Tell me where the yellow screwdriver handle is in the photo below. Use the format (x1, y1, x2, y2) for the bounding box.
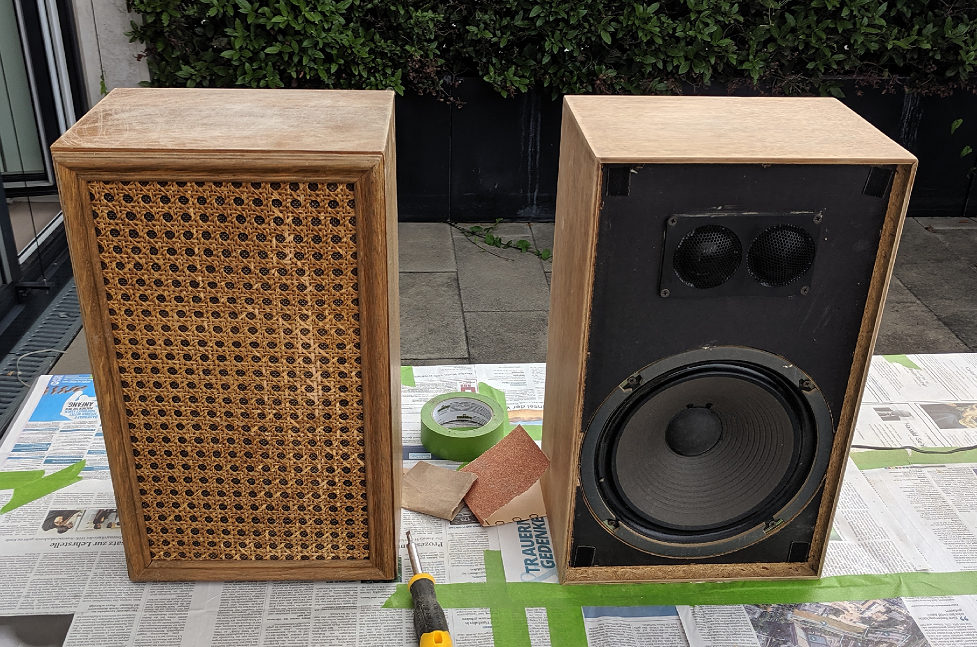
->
(409, 573, 452, 647)
(419, 630, 452, 647)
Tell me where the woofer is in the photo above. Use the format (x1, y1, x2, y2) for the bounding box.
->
(580, 347, 833, 559)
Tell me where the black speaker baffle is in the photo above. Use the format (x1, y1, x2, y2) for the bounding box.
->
(579, 347, 833, 559)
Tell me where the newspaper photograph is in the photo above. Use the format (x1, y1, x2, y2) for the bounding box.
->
(744, 600, 930, 647)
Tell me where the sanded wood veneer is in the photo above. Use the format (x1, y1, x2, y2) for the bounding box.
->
(541, 96, 916, 584)
(52, 88, 400, 581)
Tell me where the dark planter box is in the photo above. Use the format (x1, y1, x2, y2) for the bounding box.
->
(395, 79, 561, 222)
(395, 77, 977, 222)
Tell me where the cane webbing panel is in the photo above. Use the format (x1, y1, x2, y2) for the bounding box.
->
(88, 179, 370, 562)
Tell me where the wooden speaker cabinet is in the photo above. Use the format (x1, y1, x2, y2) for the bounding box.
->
(52, 89, 400, 581)
(541, 96, 916, 584)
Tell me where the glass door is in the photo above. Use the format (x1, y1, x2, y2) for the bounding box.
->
(0, 0, 84, 357)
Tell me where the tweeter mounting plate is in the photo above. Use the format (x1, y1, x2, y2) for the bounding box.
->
(659, 212, 822, 298)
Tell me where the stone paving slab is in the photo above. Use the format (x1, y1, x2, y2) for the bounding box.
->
(529, 222, 555, 258)
(51, 329, 91, 374)
(451, 223, 551, 312)
(399, 272, 468, 360)
(530, 222, 555, 282)
(465, 310, 549, 364)
(895, 260, 977, 304)
(915, 299, 977, 350)
(875, 300, 970, 355)
(920, 228, 977, 270)
(895, 218, 954, 260)
(915, 217, 977, 230)
(398, 222, 456, 272)
(884, 276, 917, 304)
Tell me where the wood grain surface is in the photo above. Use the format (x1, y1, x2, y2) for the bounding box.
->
(565, 96, 917, 164)
(540, 99, 603, 584)
(52, 88, 393, 155)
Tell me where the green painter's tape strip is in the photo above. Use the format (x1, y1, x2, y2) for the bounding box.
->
(400, 366, 415, 388)
(0, 470, 46, 488)
(420, 392, 506, 462)
(384, 550, 977, 647)
(521, 424, 543, 441)
(477, 382, 511, 436)
(850, 447, 977, 470)
(882, 354, 922, 370)
(0, 461, 86, 513)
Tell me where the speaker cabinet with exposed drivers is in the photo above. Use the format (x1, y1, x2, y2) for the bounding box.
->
(52, 89, 400, 581)
(541, 96, 916, 584)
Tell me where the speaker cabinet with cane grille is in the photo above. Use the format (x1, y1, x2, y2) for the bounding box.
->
(542, 96, 916, 583)
(51, 89, 400, 581)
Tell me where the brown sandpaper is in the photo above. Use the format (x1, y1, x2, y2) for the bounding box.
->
(401, 460, 478, 521)
(460, 425, 550, 524)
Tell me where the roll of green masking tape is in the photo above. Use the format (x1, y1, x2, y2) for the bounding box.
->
(420, 392, 506, 462)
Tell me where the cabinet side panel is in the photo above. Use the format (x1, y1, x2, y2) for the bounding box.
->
(357, 153, 399, 579)
(540, 102, 602, 581)
(809, 162, 917, 574)
(383, 106, 402, 567)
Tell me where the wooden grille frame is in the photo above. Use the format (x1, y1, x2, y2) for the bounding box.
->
(52, 89, 400, 581)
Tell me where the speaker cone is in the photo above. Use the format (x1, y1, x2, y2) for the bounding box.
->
(747, 224, 816, 287)
(580, 348, 832, 558)
(672, 225, 742, 289)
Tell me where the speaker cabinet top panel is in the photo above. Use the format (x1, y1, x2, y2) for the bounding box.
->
(564, 96, 916, 165)
(53, 88, 393, 157)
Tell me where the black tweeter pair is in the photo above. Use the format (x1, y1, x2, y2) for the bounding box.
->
(661, 213, 821, 298)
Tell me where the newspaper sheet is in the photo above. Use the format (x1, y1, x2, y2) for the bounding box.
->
(855, 354, 977, 447)
(583, 606, 688, 647)
(3, 357, 977, 647)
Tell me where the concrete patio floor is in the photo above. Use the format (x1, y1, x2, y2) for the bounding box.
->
(52, 216, 977, 375)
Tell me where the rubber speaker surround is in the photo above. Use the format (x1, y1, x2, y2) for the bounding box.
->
(747, 224, 816, 287)
(672, 225, 742, 289)
(580, 347, 833, 559)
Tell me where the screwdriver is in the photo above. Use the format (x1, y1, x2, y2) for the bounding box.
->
(406, 530, 452, 647)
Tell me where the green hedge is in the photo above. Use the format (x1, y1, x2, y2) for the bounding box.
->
(128, 0, 977, 97)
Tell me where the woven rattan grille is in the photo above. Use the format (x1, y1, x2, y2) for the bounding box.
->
(88, 180, 369, 562)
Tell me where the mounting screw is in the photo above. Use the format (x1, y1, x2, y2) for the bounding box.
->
(799, 379, 814, 392)
(813, 214, 823, 223)
(800, 286, 810, 295)
(668, 217, 678, 226)
(623, 375, 643, 391)
(763, 518, 785, 533)
(605, 518, 620, 529)
(660, 288, 670, 298)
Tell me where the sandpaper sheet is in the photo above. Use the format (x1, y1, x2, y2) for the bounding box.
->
(401, 460, 478, 521)
(460, 425, 549, 525)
